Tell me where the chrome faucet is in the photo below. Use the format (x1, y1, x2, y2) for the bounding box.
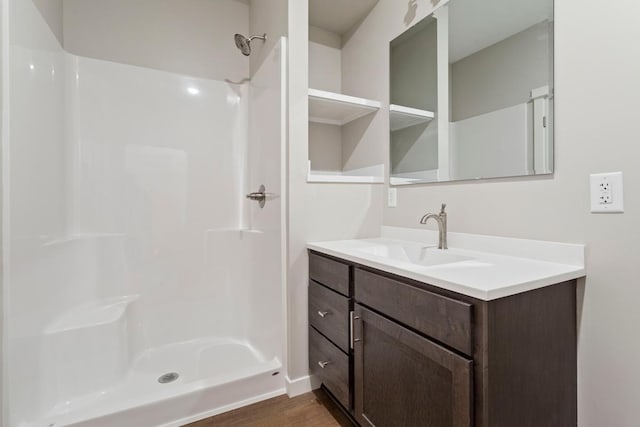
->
(419, 204, 448, 250)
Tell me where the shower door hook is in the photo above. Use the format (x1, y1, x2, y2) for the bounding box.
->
(246, 184, 272, 208)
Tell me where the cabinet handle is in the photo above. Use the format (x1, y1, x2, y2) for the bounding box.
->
(317, 310, 330, 318)
(350, 312, 361, 349)
(318, 361, 331, 368)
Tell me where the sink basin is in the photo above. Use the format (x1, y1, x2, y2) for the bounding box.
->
(354, 241, 472, 267)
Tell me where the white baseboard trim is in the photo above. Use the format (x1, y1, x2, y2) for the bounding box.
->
(285, 374, 320, 397)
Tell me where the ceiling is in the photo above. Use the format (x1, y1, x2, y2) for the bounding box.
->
(449, 0, 553, 62)
(309, 0, 379, 35)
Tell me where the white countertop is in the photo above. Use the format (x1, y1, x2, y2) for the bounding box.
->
(308, 227, 586, 301)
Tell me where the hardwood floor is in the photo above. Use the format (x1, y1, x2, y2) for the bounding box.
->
(186, 389, 353, 426)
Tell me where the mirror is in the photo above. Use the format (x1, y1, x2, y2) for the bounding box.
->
(390, 0, 554, 185)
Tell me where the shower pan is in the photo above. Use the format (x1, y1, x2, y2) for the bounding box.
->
(1, 1, 287, 426)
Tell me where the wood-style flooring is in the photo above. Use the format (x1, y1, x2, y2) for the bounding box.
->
(186, 389, 353, 427)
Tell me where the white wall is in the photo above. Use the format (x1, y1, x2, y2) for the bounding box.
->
(249, 0, 287, 76)
(309, 122, 342, 171)
(309, 26, 341, 49)
(31, 0, 62, 46)
(0, 1, 5, 423)
(309, 26, 341, 93)
(63, 0, 250, 81)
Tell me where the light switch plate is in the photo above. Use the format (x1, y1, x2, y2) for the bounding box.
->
(590, 172, 624, 213)
(387, 188, 397, 208)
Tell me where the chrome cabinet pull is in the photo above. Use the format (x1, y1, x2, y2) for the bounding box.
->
(317, 310, 330, 318)
(318, 361, 331, 368)
(350, 312, 361, 349)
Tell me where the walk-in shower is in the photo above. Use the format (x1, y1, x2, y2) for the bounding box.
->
(2, 1, 287, 426)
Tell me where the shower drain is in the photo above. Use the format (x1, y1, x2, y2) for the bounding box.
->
(158, 372, 179, 384)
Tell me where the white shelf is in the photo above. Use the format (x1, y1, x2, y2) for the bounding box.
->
(390, 104, 435, 131)
(390, 169, 439, 185)
(307, 162, 385, 184)
(309, 88, 381, 126)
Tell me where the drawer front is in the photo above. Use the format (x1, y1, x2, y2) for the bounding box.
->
(309, 281, 350, 352)
(355, 268, 473, 356)
(309, 327, 350, 409)
(309, 252, 350, 296)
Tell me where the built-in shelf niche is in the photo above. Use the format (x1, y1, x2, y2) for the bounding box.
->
(307, 0, 384, 184)
(307, 89, 384, 183)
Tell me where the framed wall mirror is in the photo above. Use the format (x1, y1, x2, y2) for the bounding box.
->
(389, 0, 554, 185)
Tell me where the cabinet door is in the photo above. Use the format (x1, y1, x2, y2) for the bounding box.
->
(354, 304, 473, 427)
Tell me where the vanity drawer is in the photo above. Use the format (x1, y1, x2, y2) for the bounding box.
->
(309, 252, 350, 296)
(309, 327, 350, 409)
(309, 281, 350, 352)
(354, 268, 473, 356)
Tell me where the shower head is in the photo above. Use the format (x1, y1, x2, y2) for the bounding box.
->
(234, 33, 267, 56)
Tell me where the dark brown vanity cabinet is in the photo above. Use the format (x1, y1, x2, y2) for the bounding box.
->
(308, 250, 577, 427)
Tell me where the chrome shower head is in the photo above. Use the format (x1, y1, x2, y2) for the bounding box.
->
(234, 34, 251, 56)
(234, 33, 267, 56)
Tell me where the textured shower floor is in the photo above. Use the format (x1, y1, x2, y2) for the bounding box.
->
(32, 337, 284, 427)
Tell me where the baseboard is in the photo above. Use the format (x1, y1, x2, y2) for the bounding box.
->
(285, 374, 320, 397)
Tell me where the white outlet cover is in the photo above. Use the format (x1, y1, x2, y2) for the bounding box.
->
(387, 188, 397, 208)
(590, 172, 624, 213)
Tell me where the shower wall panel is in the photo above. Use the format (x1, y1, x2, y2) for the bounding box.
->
(68, 54, 251, 349)
(5, 0, 68, 423)
(246, 38, 287, 363)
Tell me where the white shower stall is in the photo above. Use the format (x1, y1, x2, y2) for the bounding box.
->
(2, 1, 287, 426)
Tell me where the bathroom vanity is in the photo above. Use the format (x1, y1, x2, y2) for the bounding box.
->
(307, 229, 585, 426)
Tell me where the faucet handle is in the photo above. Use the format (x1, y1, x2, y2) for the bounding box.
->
(440, 203, 447, 214)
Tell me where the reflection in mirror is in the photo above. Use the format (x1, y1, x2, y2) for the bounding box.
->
(390, 0, 554, 185)
(389, 17, 439, 184)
